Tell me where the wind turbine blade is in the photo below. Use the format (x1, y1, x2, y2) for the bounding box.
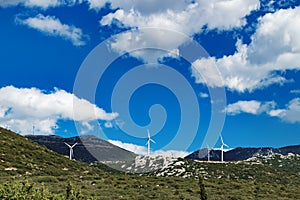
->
(64, 142, 71, 148)
(224, 143, 229, 148)
(150, 139, 156, 144)
(71, 142, 78, 148)
(147, 129, 150, 138)
(220, 135, 224, 144)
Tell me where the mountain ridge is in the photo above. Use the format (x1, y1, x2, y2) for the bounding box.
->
(185, 144, 300, 161)
(25, 134, 137, 163)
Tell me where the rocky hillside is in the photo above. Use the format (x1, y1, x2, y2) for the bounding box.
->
(150, 155, 300, 185)
(185, 145, 300, 161)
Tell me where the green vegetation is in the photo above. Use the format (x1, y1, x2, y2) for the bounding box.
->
(0, 127, 300, 199)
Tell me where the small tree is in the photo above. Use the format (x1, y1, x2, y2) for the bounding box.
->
(199, 174, 207, 200)
(65, 182, 84, 200)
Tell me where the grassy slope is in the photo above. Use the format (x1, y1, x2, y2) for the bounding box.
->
(0, 127, 299, 199)
(0, 127, 104, 177)
(0, 128, 200, 199)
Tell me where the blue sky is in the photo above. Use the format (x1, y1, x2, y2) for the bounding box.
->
(0, 0, 300, 156)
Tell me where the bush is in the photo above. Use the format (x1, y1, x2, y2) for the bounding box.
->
(37, 176, 58, 183)
(0, 181, 60, 200)
(0, 180, 86, 200)
(199, 174, 207, 200)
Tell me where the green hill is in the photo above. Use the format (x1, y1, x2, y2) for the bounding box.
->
(0, 127, 104, 177)
(0, 127, 300, 199)
(0, 127, 201, 199)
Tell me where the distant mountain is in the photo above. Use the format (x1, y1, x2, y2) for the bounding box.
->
(185, 145, 300, 161)
(26, 135, 137, 163)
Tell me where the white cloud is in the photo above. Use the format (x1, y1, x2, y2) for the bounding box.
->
(199, 92, 209, 98)
(104, 121, 113, 128)
(0, 0, 80, 9)
(16, 14, 88, 46)
(98, 0, 259, 30)
(108, 140, 189, 157)
(192, 6, 300, 92)
(25, 0, 60, 8)
(108, 140, 148, 155)
(0, 0, 24, 7)
(226, 100, 261, 115)
(269, 98, 300, 123)
(290, 90, 300, 94)
(226, 100, 275, 115)
(0, 86, 118, 135)
(86, 0, 106, 10)
(0, 0, 60, 9)
(226, 98, 300, 124)
(96, 0, 259, 62)
(248, 8, 300, 66)
(80, 121, 95, 135)
(191, 40, 289, 92)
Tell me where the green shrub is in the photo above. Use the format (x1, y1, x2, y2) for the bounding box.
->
(37, 176, 58, 183)
(0, 181, 60, 200)
(199, 174, 207, 200)
(0, 180, 87, 200)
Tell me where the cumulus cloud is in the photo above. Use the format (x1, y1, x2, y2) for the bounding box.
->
(16, 14, 88, 46)
(192, 6, 300, 92)
(199, 92, 209, 98)
(96, 0, 260, 62)
(0, 86, 118, 135)
(268, 98, 300, 123)
(108, 140, 189, 157)
(0, 0, 80, 9)
(98, 0, 259, 30)
(108, 140, 148, 155)
(226, 98, 300, 123)
(291, 90, 300, 94)
(225, 100, 275, 115)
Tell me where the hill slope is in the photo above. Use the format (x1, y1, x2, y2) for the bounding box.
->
(0, 127, 104, 177)
(1, 127, 300, 199)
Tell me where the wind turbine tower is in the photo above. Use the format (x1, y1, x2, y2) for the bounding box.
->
(64, 142, 78, 160)
(207, 145, 210, 162)
(146, 129, 156, 155)
(220, 135, 229, 163)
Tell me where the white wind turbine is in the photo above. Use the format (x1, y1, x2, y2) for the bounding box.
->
(146, 129, 156, 155)
(207, 144, 210, 162)
(64, 142, 78, 160)
(220, 135, 229, 162)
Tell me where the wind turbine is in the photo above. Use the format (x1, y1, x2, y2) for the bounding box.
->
(220, 135, 229, 163)
(64, 142, 78, 160)
(146, 129, 155, 155)
(207, 144, 210, 162)
(32, 125, 35, 135)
